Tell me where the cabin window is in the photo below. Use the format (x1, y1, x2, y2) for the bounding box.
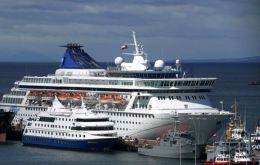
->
(176, 96, 182, 100)
(39, 117, 55, 122)
(75, 118, 109, 122)
(187, 96, 190, 100)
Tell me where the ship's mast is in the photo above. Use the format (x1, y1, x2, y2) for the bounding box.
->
(120, 32, 148, 71)
(133, 31, 140, 55)
(122, 31, 146, 57)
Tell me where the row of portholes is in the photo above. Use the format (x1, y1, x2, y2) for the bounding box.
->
(158, 95, 206, 100)
(25, 129, 86, 138)
(98, 111, 154, 118)
(16, 113, 35, 117)
(115, 127, 129, 131)
(34, 123, 71, 129)
(132, 104, 148, 109)
(26, 107, 47, 111)
(111, 120, 142, 125)
(56, 117, 74, 122)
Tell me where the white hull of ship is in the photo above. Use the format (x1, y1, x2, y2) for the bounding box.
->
(3, 103, 231, 145)
(94, 109, 231, 144)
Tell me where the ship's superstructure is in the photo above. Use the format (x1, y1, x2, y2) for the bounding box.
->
(0, 32, 232, 146)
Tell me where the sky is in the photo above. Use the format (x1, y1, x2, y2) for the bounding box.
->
(0, 0, 259, 62)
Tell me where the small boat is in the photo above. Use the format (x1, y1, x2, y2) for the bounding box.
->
(203, 151, 259, 165)
(233, 150, 259, 165)
(251, 119, 260, 158)
(22, 97, 118, 151)
(233, 150, 251, 163)
(204, 140, 259, 165)
(203, 154, 231, 165)
(226, 100, 247, 141)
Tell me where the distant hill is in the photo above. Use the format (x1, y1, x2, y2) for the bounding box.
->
(182, 56, 260, 63)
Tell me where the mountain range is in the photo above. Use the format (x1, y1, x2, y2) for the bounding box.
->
(182, 56, 260, 63)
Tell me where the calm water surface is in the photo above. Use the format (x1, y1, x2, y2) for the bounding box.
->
(0, 141, 196, 165)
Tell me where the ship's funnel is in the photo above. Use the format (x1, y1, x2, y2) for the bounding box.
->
(60, 43, 103, 69)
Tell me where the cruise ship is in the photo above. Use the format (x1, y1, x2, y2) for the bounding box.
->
(22, 97, 118, 151)
(0, 32, 232, 146)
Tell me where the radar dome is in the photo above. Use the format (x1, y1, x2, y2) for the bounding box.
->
(114, 57, 124, 65)
(154, 60, 164, 69)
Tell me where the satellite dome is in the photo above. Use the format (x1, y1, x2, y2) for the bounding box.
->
(154, 60, 164, 69)
(114, 57, 124, 65)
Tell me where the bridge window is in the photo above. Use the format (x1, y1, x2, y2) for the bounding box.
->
(200, 81, 205, 86)
(191, 81, 196, 86)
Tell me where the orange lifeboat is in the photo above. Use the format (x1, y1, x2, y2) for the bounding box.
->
(71, 94, 81, 101)
(98, 96, 113, 103)
(112, 97, 126, 104)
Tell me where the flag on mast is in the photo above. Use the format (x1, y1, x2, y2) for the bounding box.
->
(121, 44, 128, 50)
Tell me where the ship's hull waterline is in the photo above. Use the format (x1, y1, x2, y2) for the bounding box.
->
(22, 135, 117, 151)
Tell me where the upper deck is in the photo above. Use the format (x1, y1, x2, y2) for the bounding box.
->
(18, 74, 216, 93)
(16, 32, 216, 93)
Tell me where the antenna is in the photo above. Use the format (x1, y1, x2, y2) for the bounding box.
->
(243, 103, 247, 131)
(234, 98, 237, 123)
(132, 31, 139, 54)
(122, 31, 145, 57)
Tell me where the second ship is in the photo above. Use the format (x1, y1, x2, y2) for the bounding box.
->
(22, 97, 117, 151)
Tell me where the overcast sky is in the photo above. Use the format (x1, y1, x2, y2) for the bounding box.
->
(0, 0, 259, 62)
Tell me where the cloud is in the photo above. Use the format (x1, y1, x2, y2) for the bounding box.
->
(0, 0, 259, 62)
